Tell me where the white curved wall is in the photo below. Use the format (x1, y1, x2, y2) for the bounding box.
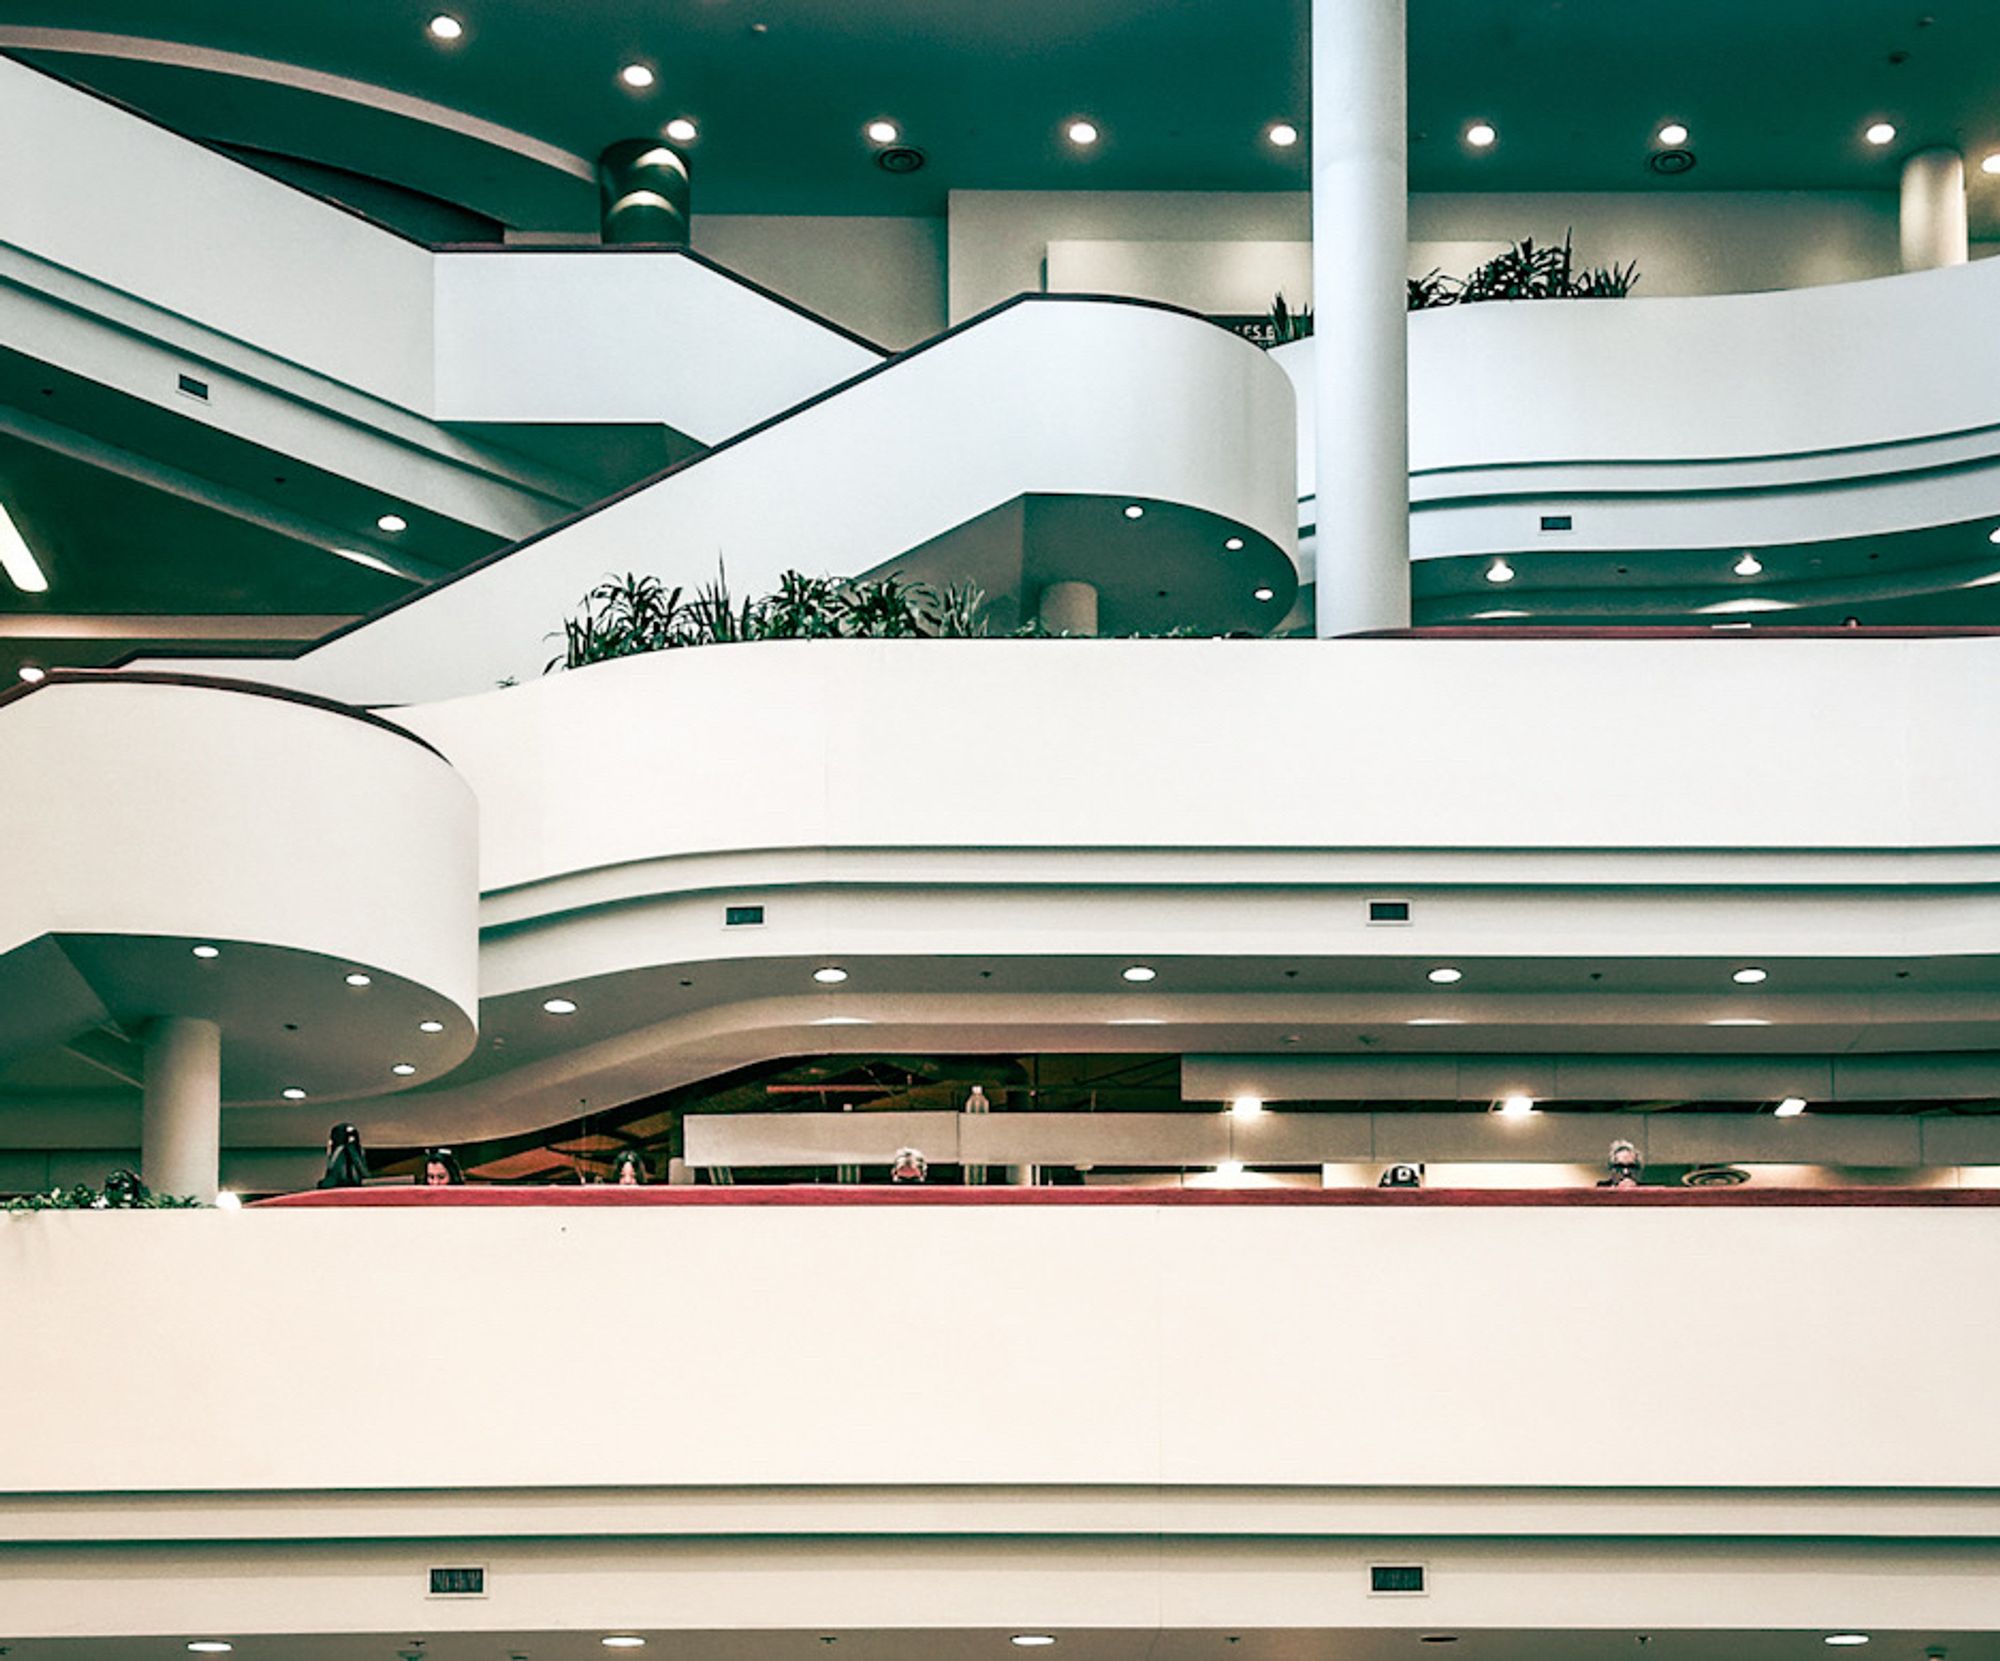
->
(0, 680, 480, 1018)
(214, 302, 1298, 704)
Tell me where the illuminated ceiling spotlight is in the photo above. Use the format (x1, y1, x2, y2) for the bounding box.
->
(1066, 119, 1100, 147)
(427, 14, 464, 41)
(1984, 153, 2000, 176)
(343, 971, 372, 987)
(280, 1087, 307, 1101)
(391, 1062, 418, 1076)
(543, 996, 580, 1014)
(1253, 587, 1276, 602)
(1732, 966, 1768, 985)
(1774, 1097, 1808, 1118)
(812, 966, 849, 985)
(1734, 553, 1764, 576)
(620, 63, 656, 89)
(375, 512, 408, 534)
(16, 663, 45, 682)
(1465, 121, 1498, 149)
(418, 1019, 446, 1033)
(1230, 1095, 1265, 1119)
(1225, 536, 1245, 551)
(1485, 557, 1515, 584)
(1267, 121, 1300, 148)
(191, 944, 221, 959)
(1864, 121, 1897, 147)
(1495, 1095, 1536, 1117)
(1011, 1640, 1058, 1650)
(1427, 966, 1463, 985)
(1657, 121, 1690, 146)
(665, 117, 699, 142)
(0, 501, 50, 593)
(1123, 503, 1145, 520)
(866, 119, 900, 144)
(1121, 965, 1158, 983)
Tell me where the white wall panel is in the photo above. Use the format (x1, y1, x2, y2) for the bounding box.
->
(5, 1200, 2000, 1494)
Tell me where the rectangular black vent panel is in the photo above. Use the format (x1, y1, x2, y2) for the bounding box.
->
(725, 905, 765, 927)
(428, 1566, 486, 1597)
(1370, 1564, 1426, 1595)
(176, 373, 209, 401)
(1367, 899, 1411, 924)
(1540, 513, 1573, 532)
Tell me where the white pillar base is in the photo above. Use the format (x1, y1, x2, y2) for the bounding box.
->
(142, 1016, 222, 1202)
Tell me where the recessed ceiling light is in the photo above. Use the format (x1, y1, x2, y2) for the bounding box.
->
(1734, 553, 1764, 576)
(1067, 120, 1099, 146)
(1427, 967, 1463, 984)
(427, 14, 463, 41)
(1732, 967, 1768, 984)
(812, 966, 849, 984)
(1775, 1097, 1808, 1117)
(281, 1087, 307, 1100)
(1865, 121, 1897, 147)
(0, 502, 50, 593)
(1121, 965, 1157, 982)
(1107, 1017, 1167, 1026)
(543, 996, 579, 1014)
(191, 944, 220, 959)
(344, 972, 372, 987)
(391, 1062, 417, 1076)
(1465, 121, 1498, 148)
(1485, 558, 1515, 583)
(332, 547, 406, 579)
(187, 1646, 235, 1656)
(1231, 1095, 1264, 1119)
(1253, 587, 1276, 602)
(1012, 1640, 1058, 1650)
(418, 1019, 445, 1033)
(1267, 122, 1299, 147)
(620, 63, 656, 89)
(1225, 536, 1245, 551)
(1823, 1639, 1870, 1649)
(1983, 154, 2000, 175)
(1708, 1017, 1772, 1027)
(809, 1016, 874, 1026)
(1496, 1095, 1536, 1117)
(16, 663, 44, 682)
(866, 119, 899, 144)
(603, 1643, 648, 1653)
(1406, 1017, 1465, 1026)
(1123, 503, 1145, 520)
(665, 117, 699, 142)
(375, 513, 407, 534)
(1657, 122, 1689, 146)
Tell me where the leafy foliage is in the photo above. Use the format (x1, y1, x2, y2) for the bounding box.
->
(1266, 231, 1639, 337)
(7, 1169, 202, 1211)
(552, 568, 994, 671)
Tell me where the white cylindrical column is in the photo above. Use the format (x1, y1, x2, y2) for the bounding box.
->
(142, 1016, 222, 1202)
(1901, 147, 1968, 272)
(1038, 580, 1100, 637)
(1312, 0, 1410, 637)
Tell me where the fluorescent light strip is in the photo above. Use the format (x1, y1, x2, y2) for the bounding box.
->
(0, 502, 49, 593)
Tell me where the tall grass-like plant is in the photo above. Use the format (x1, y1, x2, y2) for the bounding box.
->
(1267, 293, 1314, 343)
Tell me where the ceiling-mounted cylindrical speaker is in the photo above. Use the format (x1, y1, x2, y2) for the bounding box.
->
(597, 138, 691, 246)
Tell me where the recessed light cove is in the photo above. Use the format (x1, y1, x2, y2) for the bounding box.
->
(543, 996, 580, 1014)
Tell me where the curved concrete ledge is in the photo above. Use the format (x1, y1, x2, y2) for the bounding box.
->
(176, 300, 1298, 703)
(0, 676, 480, 1103)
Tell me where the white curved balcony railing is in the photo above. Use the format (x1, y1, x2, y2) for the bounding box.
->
(1281, 258, 2000, 613)
(145, 298, 1302, 704)
(0, 674, 480, 1101)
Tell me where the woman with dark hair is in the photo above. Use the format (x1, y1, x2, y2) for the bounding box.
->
(317, 1123, 370, 1190)
(610, 1149, 647, 1186)
(421, 1147, 466, 1187)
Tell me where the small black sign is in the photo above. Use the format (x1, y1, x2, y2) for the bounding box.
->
(429, 1566, 486, 1597)
(1368, 900, 1412, 924)
(1371, 1565, 1427, 1595)
(725, 904, 765, 927)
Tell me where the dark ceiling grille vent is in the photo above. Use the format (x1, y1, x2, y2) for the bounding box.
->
(1370, 1564, 1427, 1595)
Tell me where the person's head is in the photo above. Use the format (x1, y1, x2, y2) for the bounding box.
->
(1378, 1163, 1423, 1189)
(422, 1147, 465, 1187)
(319, 1123, 370, 1188)
(611, 1149, 646, 1186)
(890, 1147, 928, 1183)
(101, 1167, 151, 1208)
(1608, 1139, 1640, 1172)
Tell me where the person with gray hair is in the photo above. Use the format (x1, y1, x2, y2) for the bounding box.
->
(1599, 1139, 1643, 1189)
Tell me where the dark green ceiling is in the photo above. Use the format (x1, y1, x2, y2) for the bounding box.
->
(4, 0, 1999, 224)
